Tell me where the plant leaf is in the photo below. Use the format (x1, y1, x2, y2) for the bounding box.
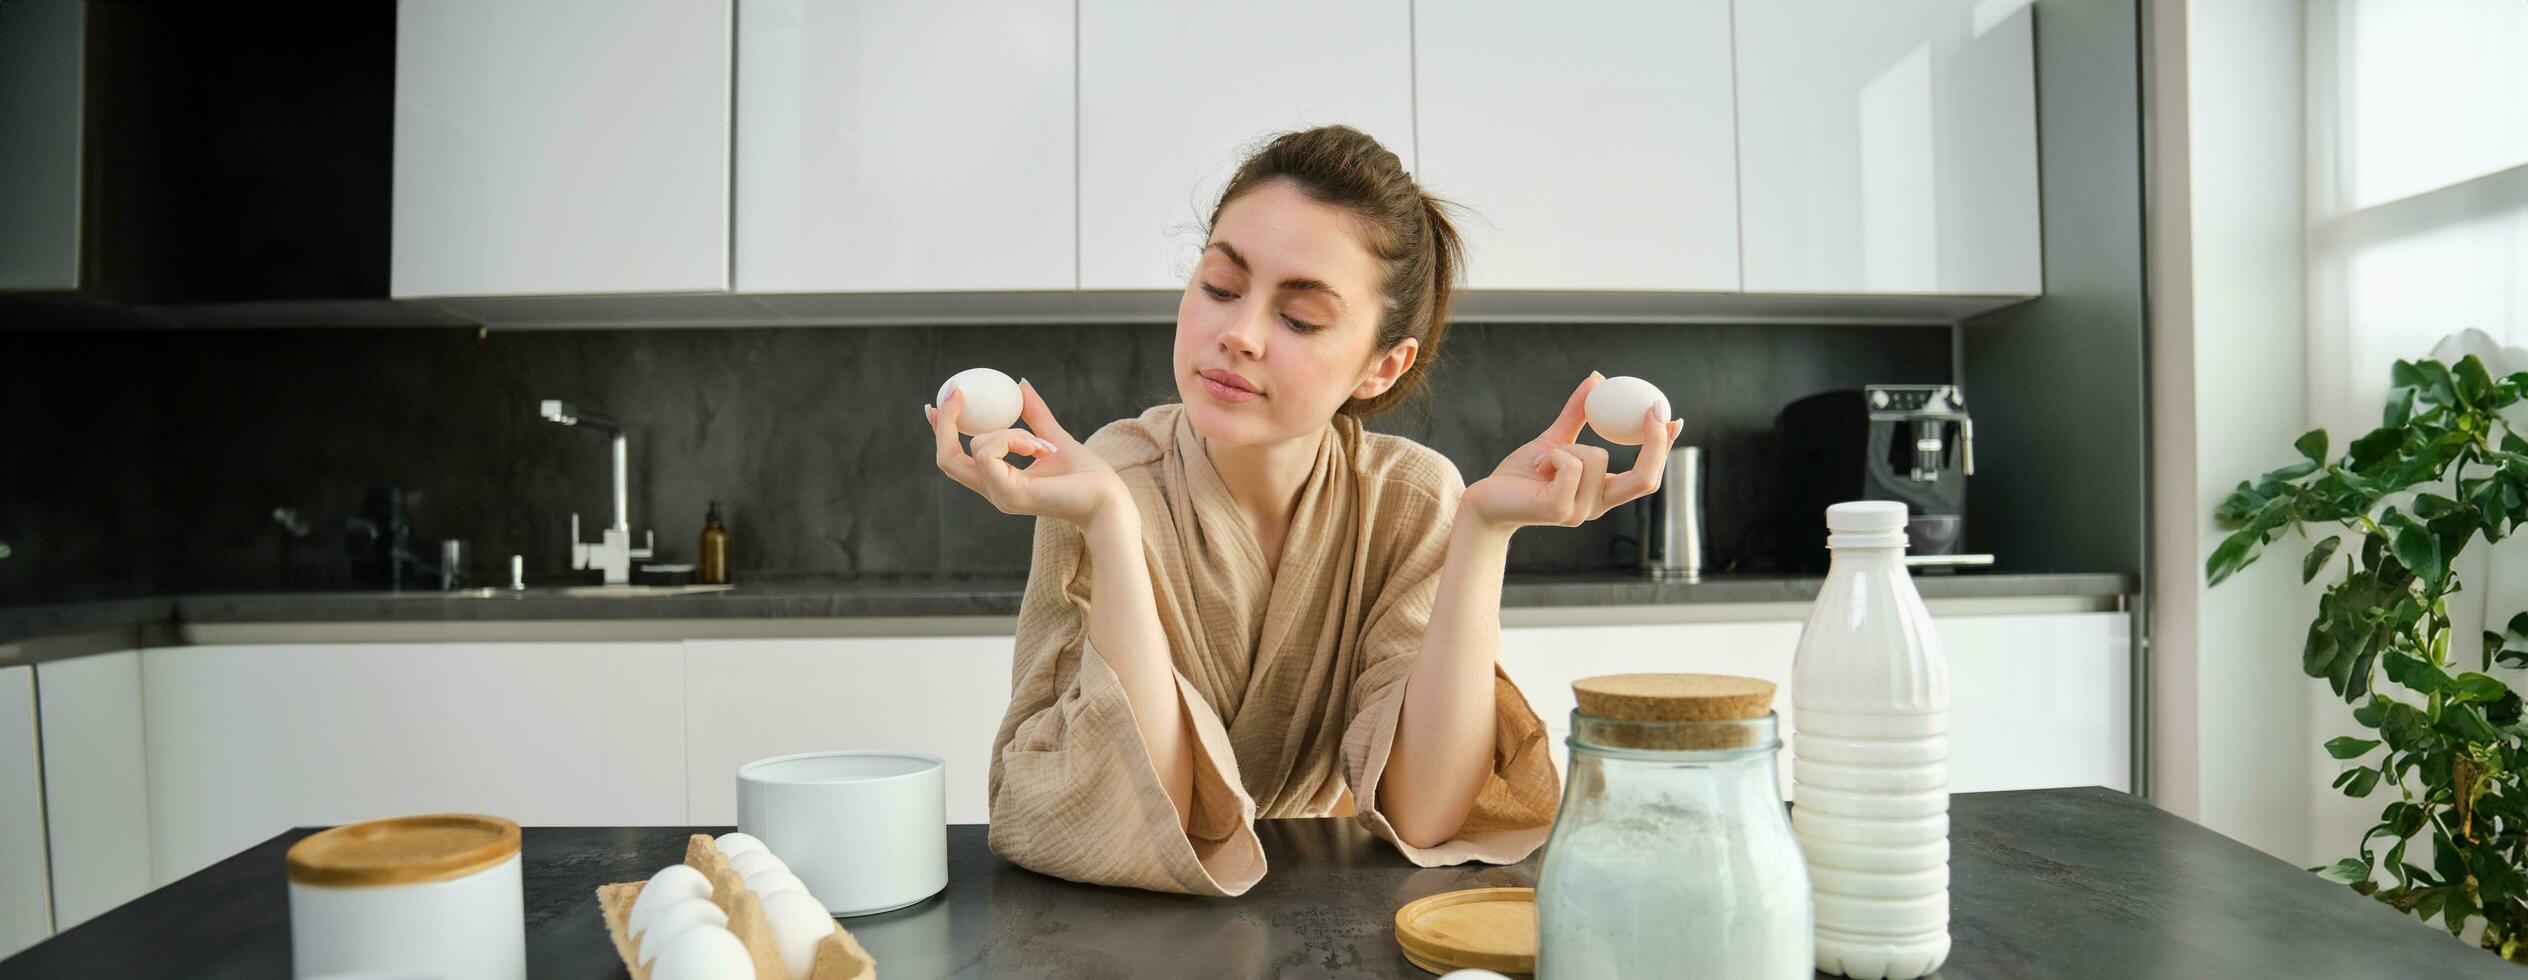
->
(2438, 704, 2499, 742)
(2418, 360, 2459, 408)
(2304, 620, 2344, 679)
(2303, 536, 2343, 583)
(2344, 768, 2381, 797)
(2456, 355, 2494, 407)
(2385, 387, 2417, 428)
(2206, 529, 2266, 587)
(2391, 359, 2427, 390)
(2260, 459, 2319, 483)
(2295, 428, 2330, 463)
(2316, 856, 2372, 884)
(2449, 671, 2510, 703)
(2349, 427, 2405, 469)
(2391, 522, 2445, 587)
(2383, 650, 2449, 695)
(2488, 690, 2522, 725)
(2381, 702, 2433, 751)
(2326, 736, 2383, 759)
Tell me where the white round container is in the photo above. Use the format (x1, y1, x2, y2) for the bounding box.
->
(285, 813, 526, 979)
(737, 750, 947, 916)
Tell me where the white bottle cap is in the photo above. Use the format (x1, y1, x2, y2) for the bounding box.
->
(1826, 501, 1910, 548)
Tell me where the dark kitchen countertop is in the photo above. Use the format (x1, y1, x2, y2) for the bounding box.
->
(0, 570, 2130, 652)
(0, 787, 2500, 979)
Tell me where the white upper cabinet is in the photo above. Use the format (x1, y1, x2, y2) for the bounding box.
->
(393, 0, 733, 298)
(1414, 0, 1741, 291)
(1077, 0, 1415, 290)
(735, 0, 1074, 293)
(384, 0, 2041, 307)
(1732, 0, 2041, 295)
(0, 0, 83, 292)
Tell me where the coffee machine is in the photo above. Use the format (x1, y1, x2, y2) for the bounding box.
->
(1776, 384, 1986, 572)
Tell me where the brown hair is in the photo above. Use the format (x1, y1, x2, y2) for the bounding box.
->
(1205, 125, 1462, 417)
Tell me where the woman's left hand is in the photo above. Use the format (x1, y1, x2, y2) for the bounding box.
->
(1463, 372, 1683, 534)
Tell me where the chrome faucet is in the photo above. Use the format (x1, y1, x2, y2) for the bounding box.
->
(540, 399, 653, 584)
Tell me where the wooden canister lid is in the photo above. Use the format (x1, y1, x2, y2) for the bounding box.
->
(1572, 673, 1776, 721)
(286, 813, 520, 887)
(1393, 886, 1535, 975)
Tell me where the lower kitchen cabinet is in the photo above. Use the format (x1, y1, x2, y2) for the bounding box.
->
(0, 666, 51, 960)
(683, 636, 1014, 826)
(1500, 612, 2132, 795)
(139, 643, 689, 883)
(33, 651, 152, 930)
(28, 606, 2119, 906)
(1941, 612, 2133, 793)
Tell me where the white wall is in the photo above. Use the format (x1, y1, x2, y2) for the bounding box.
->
(2155, 0, 2528, 869)
(2148, 0, 2321, 864)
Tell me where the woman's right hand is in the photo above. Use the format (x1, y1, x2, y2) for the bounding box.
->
(928, 380, 1130, 530)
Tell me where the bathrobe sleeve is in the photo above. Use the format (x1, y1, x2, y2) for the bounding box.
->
(984, 514, 1268, 896)
(1339, 455, 1562, 867)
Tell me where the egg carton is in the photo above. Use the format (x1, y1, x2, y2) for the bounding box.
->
(596, 834, 878, 980)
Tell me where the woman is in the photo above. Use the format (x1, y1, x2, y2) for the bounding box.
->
(925, 126, 1680, 895)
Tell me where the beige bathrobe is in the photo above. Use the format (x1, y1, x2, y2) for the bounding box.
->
(985, 404, 1561, 896)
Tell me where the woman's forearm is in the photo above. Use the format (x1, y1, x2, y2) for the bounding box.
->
(1380, 513, 1514, 848)
(1080, 501, 1197, 832)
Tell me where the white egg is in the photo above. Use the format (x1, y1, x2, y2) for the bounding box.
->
(626, 864, 713, 938)
(936, 367, 1023, 436)
(759, 889, 837, 980)
(712, 832, 769, 859)
(746, 868, 809, 901)
(648, 923, 756, 980)
(635, 897, 729, 966)
(1584, 375, 1671, 446)
(728, 848, 788, 880)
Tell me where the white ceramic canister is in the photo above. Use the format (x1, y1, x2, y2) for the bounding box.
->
(1791, 501, 1952, 979)
(737, 750, 948, 916)
(285, 813, 526, 979)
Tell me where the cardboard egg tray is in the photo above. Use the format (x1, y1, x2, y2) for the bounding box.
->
(596, 834, 878, 980)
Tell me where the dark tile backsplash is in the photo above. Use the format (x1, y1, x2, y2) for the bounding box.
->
(0, 322, 1946, 603)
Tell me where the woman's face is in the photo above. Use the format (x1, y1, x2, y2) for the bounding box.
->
(1174, 179, 1417, 448)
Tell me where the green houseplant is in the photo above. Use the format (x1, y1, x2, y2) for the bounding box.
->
(2210, 356, 2528, 960)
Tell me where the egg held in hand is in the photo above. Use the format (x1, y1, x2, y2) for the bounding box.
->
(1584, 375, 1672, 446)
(936, 368, 1023, 436)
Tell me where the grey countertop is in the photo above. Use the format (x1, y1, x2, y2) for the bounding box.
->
(0, 570, 2131, 651)
(0, 787, 2503, 978)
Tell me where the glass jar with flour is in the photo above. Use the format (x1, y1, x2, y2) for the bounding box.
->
(1535, 673, 1814, 979)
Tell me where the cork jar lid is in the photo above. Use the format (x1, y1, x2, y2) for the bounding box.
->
(286, 814, 520, 887)
(1573, 673, 1776, 720)
(1570, 673, 1777, 751)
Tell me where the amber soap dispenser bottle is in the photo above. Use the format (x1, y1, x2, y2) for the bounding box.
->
(698, 501, 730, 584)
